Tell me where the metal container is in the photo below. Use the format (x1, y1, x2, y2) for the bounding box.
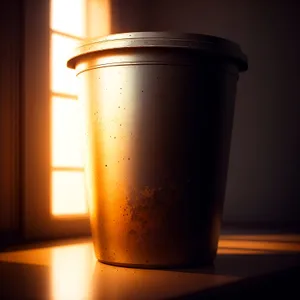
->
(68, 32, 248, 268)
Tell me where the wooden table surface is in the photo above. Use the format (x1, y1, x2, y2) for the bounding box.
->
(0, 233, 299, 299)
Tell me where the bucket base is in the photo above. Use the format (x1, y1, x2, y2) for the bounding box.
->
(98, 257, 215, 270)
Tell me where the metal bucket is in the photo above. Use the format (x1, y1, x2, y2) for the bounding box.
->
(68, 32, 248, 268)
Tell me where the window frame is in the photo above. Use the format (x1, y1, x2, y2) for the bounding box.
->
(23, 0, 91, 239)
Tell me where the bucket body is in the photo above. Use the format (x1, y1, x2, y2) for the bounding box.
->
(68, 32, 247, 268)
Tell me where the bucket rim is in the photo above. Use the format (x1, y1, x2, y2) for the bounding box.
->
(67, 31, 248, 72)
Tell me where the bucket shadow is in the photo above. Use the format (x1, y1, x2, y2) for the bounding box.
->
(89, 252, 300, 300)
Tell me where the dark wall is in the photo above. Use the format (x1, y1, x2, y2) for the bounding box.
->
(110, 0, 156, 33)
(0, 0, 21, 234)
(111, 0, 300, 225)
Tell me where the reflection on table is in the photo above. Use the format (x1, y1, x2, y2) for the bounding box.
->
(0, 234, 299, 299)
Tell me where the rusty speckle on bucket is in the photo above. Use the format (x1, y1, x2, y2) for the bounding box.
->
(124, 184, 182, 245)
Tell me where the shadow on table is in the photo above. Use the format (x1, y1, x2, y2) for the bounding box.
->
(173, 252, 300, 299)
(176, 263, 300, 299)
(177, 252, 300, 277)
(0, 261, 50, 299)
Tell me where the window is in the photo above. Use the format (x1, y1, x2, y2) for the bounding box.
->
(23, 0, 110, 239)
(50, 0, 87, 216)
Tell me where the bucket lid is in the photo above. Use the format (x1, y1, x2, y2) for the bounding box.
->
(67, 31, 248, 72)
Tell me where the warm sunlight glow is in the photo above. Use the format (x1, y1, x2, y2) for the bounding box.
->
(50, 0, 87, 216)
(51, 33, 80, 95)
(50, 0, 111, 216)
(218, 239, 300, 252)
(87, 0, 111, 37)
(52, 171, 88, 215)
(51, 0, 86, 38)
(51, 243, 96, 300)
(52, 97, 84, 168)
